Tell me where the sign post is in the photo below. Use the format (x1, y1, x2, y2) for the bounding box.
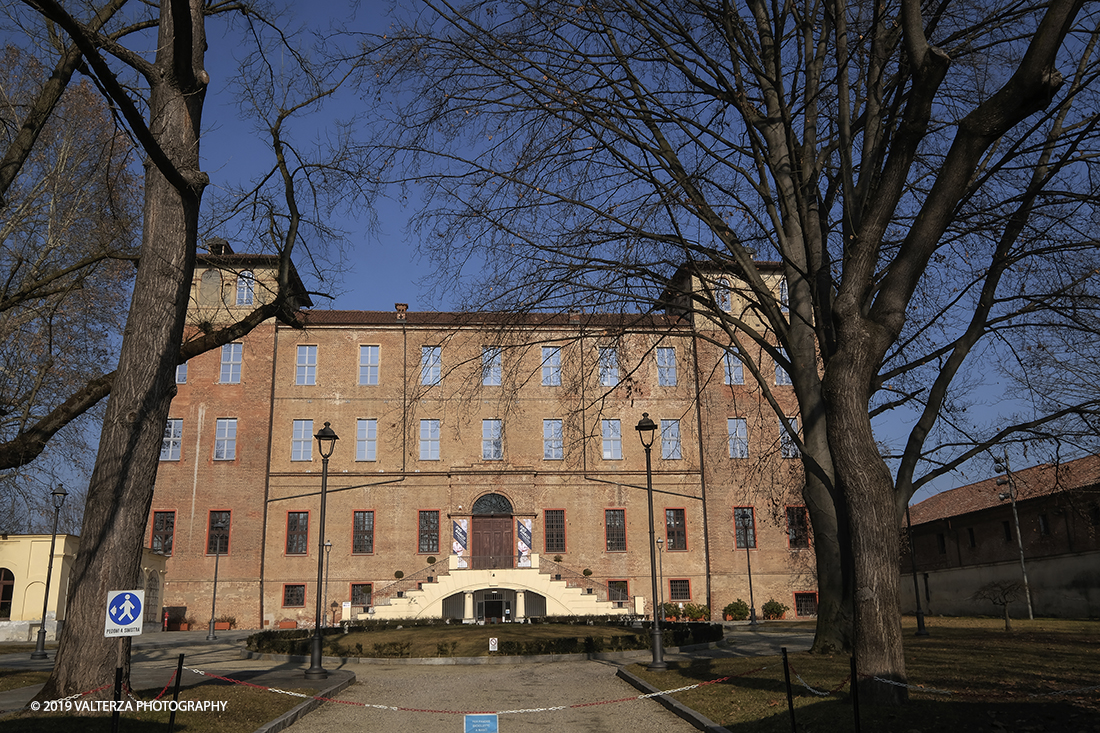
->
(104, 590, 144, 637)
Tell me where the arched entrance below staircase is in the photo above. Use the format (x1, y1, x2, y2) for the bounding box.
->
(470, 493, 513, 569)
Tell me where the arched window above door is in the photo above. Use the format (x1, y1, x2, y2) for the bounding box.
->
(471, 493, 513, 515)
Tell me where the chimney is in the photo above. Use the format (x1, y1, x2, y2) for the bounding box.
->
(205, 237, 233, 256)
(395, 303, 408, 321)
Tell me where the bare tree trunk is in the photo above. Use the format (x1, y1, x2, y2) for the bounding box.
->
(37, 0, 206, 699)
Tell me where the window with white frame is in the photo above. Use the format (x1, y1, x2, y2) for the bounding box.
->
(421, 346, 442, 385)
(482, 347, 502, 386)
(716, 278, 731, 311)
(175, 362, 187, 384)
(236, 270, 254, 305)
(598, 347, 618, 386)
(161, 419, 182, 461)
(661, 419, 682, 459)
(214, 418, 237, 460)
(420, 419, 440, 460)
(291, 419, 313, 461)
(541, 346, 561, 386)
(220, 343, 242, 384)
(775, 348, 792, 385)
(296, 345, 317, 385)
(482, 419, 503, 460)
(359, 345, 379, 386)
(728, 418, 748, 458)
(357, 419, 377, 461)
(601, 419, 622, 460)
(657, 347, 677, 386)
(780, 417, 800, 458)
(734, 506, 756, 548)
(724, 349, 743, 385)
(543, 419, 563, 460)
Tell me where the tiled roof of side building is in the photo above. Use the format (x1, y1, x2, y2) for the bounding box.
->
(908, 453, 1100, 526)
(297, 309, 688, 329)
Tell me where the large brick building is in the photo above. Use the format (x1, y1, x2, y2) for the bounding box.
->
(149, 246, 817, 628)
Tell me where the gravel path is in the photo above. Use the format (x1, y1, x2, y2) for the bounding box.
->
(281, 659, 700, 732)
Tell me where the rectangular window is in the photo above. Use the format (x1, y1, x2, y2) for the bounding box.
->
(543, 419, 564, 460)
(728, 418, 748, 458)
(669, 579, 691, 601)
(207, 511, 230, 555)
(353, 511, 375, 554)
(351, 583, 372, 607)
(541, 346, 561, 386)
(1038, 513, 1050, 536)
(236, 271, 254, 305)
(967, 527, 977, 548)
(482, 419, 503, 460)
(357, 418, 377, 461)
(544, 509, 566, 554)
(220, 343, 242, 384)
(787, 506, 810, 548)
(780, 417, 800, 458)
(421, 346, 442, 385)
(605, 509, 626, 552)
(661, 419, 682, 460)
(795, 592, 818, 617)
(286, 511, 309, 555)
(175, 363, 187, 384)
(214, 418, 237, 461)
(937, 532, 947, 554)
(291, 419, 313, 461)
(161, 419, 182, 461)
(598, 347, 618, 386)
(283, 584, 305, 607)
(724, 350, 744, 385)
(151, 511, 175, 556)
(296, 345, 317, 386)
(482, 347, 502, 386)
(601, 419, 622, 460)
(418, 510, 440, 554)
(665, 508, 687, 550)
(420, 419, 440, 460)
(608, 580, 629, 605)
(657, 347, 677, 386)
(734, 507, 756, 548)
(359, 345, 380, 385)
(775, 348, 792, 385)
(1002, 520, 1012, 543)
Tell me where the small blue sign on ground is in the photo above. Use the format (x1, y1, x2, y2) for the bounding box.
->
(464, 713, 498, 732)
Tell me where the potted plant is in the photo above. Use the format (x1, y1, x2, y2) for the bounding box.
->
(179, 615, 197, 631)
(213, 614, 236, 631)
(761, 599, 789, 620)
(723, 599, 750, 621)
(394, 570, 404, 580)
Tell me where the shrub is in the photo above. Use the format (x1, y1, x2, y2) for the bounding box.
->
(214, 614, 237, 628)
(762, 599, 789, 620)
(661, 602, 682, 620)
(427, 556, 437, 565)
(582, 568, 593, 577)
(394, 570, 404, 579)
(683, 603, 710, 621)
(724, 599, 750, 621)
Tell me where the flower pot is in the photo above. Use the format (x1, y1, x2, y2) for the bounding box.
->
(177, 623, 189, 631)
(214, 622, 231, 630)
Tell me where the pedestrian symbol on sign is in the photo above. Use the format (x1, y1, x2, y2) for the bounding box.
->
(104, 590, 145, 637)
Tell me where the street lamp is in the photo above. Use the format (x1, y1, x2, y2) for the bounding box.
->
(323, 539, 332, 627)
(995, 451, 1034, 620)
(31, 485, 67, 660)
(738, 511, 758, 626)
(904, 505, 930, 636)
(207, 516, 228, 641)
(306, 422, 339, 680)
(635, 412, 666, 671)
(655, 536, 665, 616)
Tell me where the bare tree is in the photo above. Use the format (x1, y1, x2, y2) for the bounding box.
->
(972, 581, 1025, 631)
(370, 0, 1100, 702)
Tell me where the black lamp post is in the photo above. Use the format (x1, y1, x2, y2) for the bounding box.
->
(904, 505, 930, 636)
(655, 536, 664, 615)
(306, 422, 338, 680)
(739, 512, 758, 626)
(635, 413, 666, 671)
(323, 540, 332, 627)
(207, 517, 228, 641)
(31, 485, 67, 660)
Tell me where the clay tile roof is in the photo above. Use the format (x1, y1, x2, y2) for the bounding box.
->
(296, 310, 684, 329)
(909, 453, 1100, 525)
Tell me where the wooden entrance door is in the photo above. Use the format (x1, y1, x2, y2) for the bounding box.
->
(471, 516, 513, 569)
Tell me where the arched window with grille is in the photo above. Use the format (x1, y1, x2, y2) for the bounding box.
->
(0, 568, 14, 620)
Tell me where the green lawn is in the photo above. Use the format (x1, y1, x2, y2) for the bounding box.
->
(628, 617, 1100, 732)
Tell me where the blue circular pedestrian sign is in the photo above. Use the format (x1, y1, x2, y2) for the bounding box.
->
(105, 590, 145, 637)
